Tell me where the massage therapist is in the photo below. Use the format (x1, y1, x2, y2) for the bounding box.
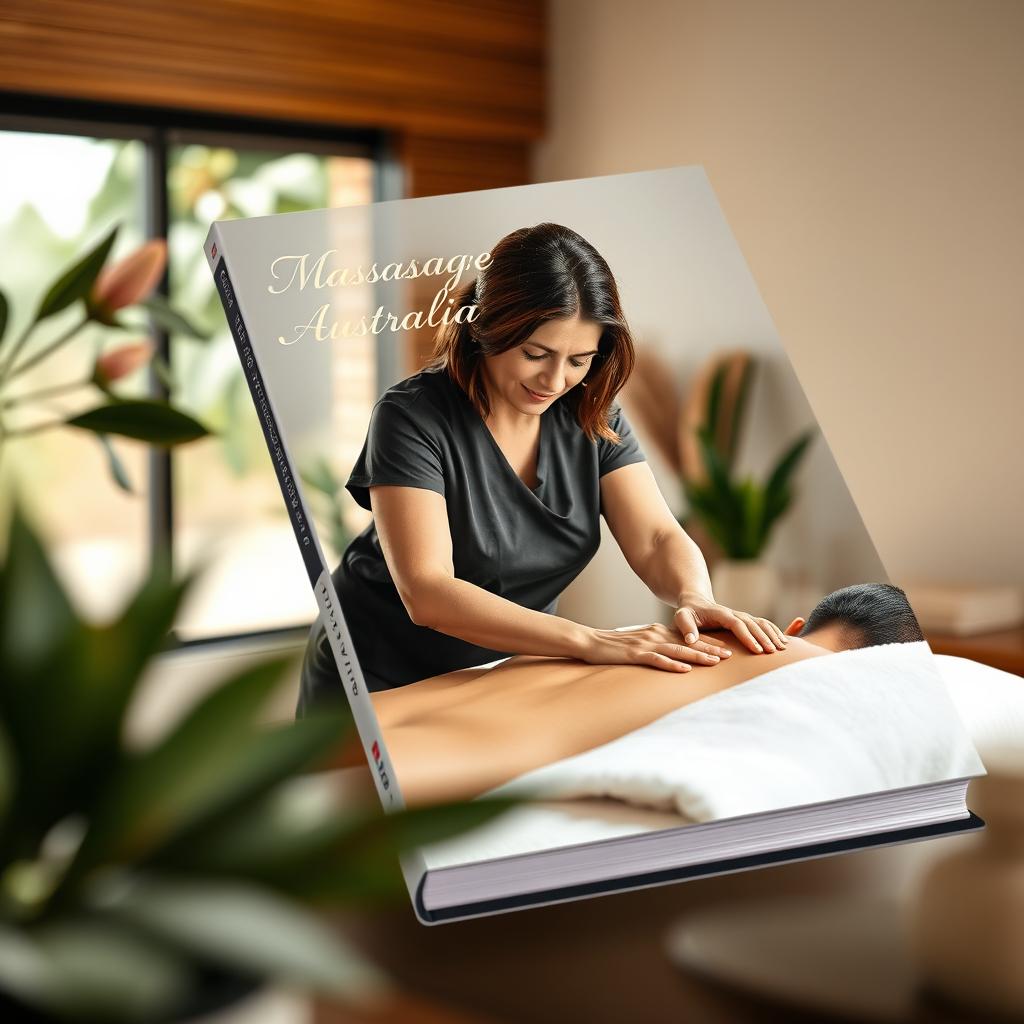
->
(298, 223, 787, 711)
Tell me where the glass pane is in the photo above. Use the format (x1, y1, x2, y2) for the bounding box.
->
(0, 129, 150, 619)
(167, 144, 376, 639)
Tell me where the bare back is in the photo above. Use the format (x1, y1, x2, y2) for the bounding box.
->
(372, 633, 831, 805)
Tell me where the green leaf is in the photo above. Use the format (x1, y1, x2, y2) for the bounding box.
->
(60, 556, 187, 760)
(5, 918, 191, 1022)
(696, 427, 731, 497)
(142, 293, 211, 341)
(220, 374, 252, 476)
(347, 797, 521, 857)
(300, 456, 342, 498)
(0, 507, 77, 676)
(0, 923, 61, 1014)
(737, 479, 766, 558)
(765, 429, 815, 501)
(97, 433, 134, 493)
(36, 225, 119, 321)
(150, 352, 175, 394)
(705, 362, 726, 437)
(301, 458, 351, 556)
(763, 485, 793, 539)
(0, 288, 8, 350)
(695, 428, 746, 553)
(163, 770, 515, 901)
(293, 798, 521, 906)
(91, 875, 387, 1000)
(152, 771, 359, 877)
(0, 720, 12, 828)
(725, 358, 754, 467)
(763, 429, 814, 529)
(70, 662, 345, 872)
(682, 486, 736, 555)
(0, 518, 190, 856)
(67, 400, 211, 446)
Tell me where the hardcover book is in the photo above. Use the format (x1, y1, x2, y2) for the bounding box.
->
(204, 167, 984, 924)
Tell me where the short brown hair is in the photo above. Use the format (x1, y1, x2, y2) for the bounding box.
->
(429, 223, 636, 443)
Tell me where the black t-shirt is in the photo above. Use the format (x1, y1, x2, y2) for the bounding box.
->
(324, 367, 645, 693)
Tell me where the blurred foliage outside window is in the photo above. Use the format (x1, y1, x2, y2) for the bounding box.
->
(0, 129, 376, 640)
(0, 132, 150, 619)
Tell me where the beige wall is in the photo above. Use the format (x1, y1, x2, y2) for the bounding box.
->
(536, 0, 1024, 589)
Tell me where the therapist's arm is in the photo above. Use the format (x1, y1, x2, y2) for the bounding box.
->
(600, 462, 787, 654)
(368, 485, 723, 670)
(599, 462, 714, 605)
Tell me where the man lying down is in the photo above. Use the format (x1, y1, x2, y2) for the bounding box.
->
(371, 583, 928, 807)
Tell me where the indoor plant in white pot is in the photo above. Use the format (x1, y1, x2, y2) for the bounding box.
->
(681, 361, 815, 618)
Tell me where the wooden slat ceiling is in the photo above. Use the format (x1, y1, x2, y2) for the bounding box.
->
(0, 0, 545, 141)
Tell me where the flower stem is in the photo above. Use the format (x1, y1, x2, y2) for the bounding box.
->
(3, 418, 66, 439)
(4, 315, 91, 385)
(1, 378, 90, 410)
(0, 320, 37, 384)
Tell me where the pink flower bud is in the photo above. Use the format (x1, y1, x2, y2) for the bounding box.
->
(90, 239, 167, 316)
(94, 341, 155, 384)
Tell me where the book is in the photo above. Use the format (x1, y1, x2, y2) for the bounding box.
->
(204, 166, 984, 925)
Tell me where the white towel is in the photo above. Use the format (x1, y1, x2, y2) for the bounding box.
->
(489, 641, 985, 823)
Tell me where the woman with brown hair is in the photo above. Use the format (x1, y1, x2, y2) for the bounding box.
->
(298, 223, 786, 711)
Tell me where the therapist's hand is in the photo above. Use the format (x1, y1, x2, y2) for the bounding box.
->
(674, 592, 788, 654)
(580, 622, 732, 673)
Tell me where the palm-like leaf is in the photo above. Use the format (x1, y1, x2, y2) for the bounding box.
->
(66, 663, 345, 878)
(140, 294, 211, 342)
(763, 429, 815, 528)
(705, 363, 725, 446)
(0, 289, 8, 351)
(0, 509, 519, 1021)
(89, 875, 386, 1002)
(67, 400, 211, 446)
(0, 511, 188, 860)
(725, 358, 754, 465)
(140, 762, 517, 908)
(684, 422, 815, 559)
(35, 227, 118, 322)
(0, 918, 190, 1022)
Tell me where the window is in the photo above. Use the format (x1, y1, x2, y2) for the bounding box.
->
(0, 100, 385, 641)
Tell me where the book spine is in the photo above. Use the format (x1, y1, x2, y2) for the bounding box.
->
(210, 255, 322, 588)
(203, 226, 418, 878)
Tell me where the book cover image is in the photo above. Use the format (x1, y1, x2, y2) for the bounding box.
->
(205, 167, 983, 923)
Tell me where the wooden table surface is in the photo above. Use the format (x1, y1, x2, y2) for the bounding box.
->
(926, 625, 1024, 676)
(317, 836, 1001, 1024)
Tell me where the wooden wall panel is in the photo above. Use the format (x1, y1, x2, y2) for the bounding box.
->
(397, 132, 533, 373)
(398, 133, 532, 198)
(0, 0, 545, 141)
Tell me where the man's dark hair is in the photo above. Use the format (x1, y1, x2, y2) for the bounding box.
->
(799, 583, 924, 648)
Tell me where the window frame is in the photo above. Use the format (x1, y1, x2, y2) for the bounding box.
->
(0, 89, 398, 648)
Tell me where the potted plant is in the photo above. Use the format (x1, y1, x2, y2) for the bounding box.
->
(0, 227, 512, 1021)
(0, 508, 512, 1022)
(681, 358, 815, 615)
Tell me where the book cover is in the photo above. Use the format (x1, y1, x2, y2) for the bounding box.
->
(205, 167, 984, 924)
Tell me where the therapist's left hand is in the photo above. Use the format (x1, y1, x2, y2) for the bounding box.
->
(674, 593, 788, 654)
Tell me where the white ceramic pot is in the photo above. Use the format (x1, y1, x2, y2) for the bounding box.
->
(710, 560, 778, 619)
